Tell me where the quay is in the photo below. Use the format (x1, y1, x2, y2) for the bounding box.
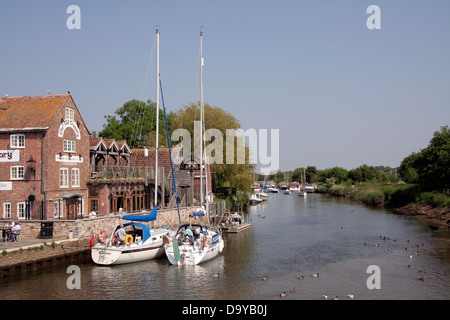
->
(0, 237, 91, 278)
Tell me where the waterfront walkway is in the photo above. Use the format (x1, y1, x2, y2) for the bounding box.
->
(0, 236, 91, 276)
(1, 237, 69, 253)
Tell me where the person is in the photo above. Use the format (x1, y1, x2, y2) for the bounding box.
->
(98, 229, 106, 244)
(9, 223, 21, 241)
(89, 211, 97, 218)
(113, 225, 126, 246)
(6, 219, 15, 230)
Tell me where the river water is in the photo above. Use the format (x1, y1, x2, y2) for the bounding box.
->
(1, 193, 449, 300)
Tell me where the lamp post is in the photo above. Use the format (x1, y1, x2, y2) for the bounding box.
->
(27, 155, 36, 179)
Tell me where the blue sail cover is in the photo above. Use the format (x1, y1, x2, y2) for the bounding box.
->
(123, 222, 151, 242)
(122, 206, 157, 222)
(190, 210, 205, 217)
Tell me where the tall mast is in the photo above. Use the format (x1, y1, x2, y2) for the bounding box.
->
(199, 30, 204, 209)
(155, 28, 160, 208)
(200, 30, 210, 222)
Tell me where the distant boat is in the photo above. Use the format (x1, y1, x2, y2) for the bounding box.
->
(221, 213, 251, 233)
(304, 184, 315, 193)
(250, 193, 263, 204)
(284, 189, 291, 195)
(290, 182, 300, 192)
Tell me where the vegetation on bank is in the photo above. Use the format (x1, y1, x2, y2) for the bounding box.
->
(319, 182, 450, 209)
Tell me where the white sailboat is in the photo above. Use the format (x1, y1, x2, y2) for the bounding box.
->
(164, 30, 224, 265)
(91, 29, 174, 265)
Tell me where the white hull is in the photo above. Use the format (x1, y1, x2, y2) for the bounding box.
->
(164, 223, 224, 266)
(91, 229, 171, 265)
(250, 194, 263, 204)
(165, 239, 224, 266)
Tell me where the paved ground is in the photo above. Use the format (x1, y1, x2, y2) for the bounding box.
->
(0, 237, 70, 252)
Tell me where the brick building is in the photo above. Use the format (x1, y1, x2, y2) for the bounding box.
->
(0, 94, 90, 220)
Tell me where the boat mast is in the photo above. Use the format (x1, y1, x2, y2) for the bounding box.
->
(199, 30, 204, 211)
(199, 29, 209, 222)
(155, 28, 160, 209)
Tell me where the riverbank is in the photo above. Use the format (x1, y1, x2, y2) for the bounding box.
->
(317, 183, 450, 227)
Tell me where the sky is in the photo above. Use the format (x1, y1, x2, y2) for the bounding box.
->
(1, 0, 449, 172)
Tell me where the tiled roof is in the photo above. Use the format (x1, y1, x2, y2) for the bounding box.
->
(0, 94, 70, 131)
(130, 147, 181, 169)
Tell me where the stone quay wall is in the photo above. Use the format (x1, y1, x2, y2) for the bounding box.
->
(8, 206, 204, 240)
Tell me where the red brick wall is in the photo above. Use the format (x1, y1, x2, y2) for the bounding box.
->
(0, 95, 90, 220)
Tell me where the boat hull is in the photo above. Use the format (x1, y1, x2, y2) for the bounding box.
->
(91, 229, 172, 266)
(91, 242, 165, 265)
(165, 239, 224, 266)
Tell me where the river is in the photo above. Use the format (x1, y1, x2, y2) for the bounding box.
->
(0, 193, 449, 300)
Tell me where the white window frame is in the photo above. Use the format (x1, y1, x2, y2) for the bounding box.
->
(17, 202, 26, 220)
(10, 134, 25, 148)
(60, 168, 68, 188)
(71, 168, 80, 187)
(3, 202, 11, 218)
(11, 166, 25, 180)
(54, 199, 63, 219)
(64, 140, 76, 153)
(65, 107, 74, 121)
(78, 198, 84, 217)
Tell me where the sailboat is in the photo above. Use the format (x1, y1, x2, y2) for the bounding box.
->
(164, 30, 224, 265)
(91, 29, 174, 265)
(298, 167, 307, 198)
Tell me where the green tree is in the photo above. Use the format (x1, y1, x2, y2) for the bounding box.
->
(171, 102, 255, 193)
(399, 152, 420, 183)
(99, 99, 176, 148)
(414, 126, 450, 188)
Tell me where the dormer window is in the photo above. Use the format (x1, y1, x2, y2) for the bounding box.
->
(10, 134, 25, 148)
(65, 107, 74, 121)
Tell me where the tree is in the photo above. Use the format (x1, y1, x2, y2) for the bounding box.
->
(399, 152, 420, 183)
(171, 102, 255, 193)
(413, 126, 450, 188)
(99, 99, 176, 148)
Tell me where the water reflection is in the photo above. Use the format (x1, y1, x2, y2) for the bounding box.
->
(0, 193, 449, 300)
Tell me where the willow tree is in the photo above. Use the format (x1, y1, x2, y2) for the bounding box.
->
(171, 103, 255, 194)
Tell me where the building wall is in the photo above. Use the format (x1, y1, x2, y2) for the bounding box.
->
(43, 97, 90, 220)
(0, 95, 90, 221)
(0, 131, 45, 219)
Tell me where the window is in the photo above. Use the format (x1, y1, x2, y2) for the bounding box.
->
(89, 199, 99, 214)
(11, 166, 25, 180)
(65, 107, 74, 121)
(60, 168, 68, 188)
(64, 139, 76, 153)
(54, 199, 63, 219)
(17, 202, 26, 219)
(71, 168, 80, 187)
(3, 203, 11, 218)
(10, 134, 25, 148)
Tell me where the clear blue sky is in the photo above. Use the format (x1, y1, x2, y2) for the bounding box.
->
(1, 0, 449, 171)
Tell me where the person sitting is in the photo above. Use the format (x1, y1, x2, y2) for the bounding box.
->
(113, 225, 126, 246)
(98, 229, 107, 244)
(9, 223, 21, 241)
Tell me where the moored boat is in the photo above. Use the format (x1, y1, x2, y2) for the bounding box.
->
(91, 207, 174, 265)
(164, 210, 224, 265)
(221, 212, 251, 233)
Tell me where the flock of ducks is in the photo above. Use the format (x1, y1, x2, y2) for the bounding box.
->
(368, 234, 429, 282)
(260, 271, 353, 300)
(212, 231, 433, 299)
